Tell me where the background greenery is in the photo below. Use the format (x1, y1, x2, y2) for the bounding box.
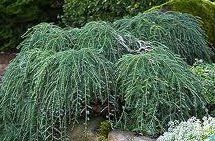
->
(62, 0, 167, 27)
(1, 0, 215, 53)
(191, 62, 215, 116)
(0, 0, 63, 52)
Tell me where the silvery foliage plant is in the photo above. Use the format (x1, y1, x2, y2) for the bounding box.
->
(157, 116, 215, 141)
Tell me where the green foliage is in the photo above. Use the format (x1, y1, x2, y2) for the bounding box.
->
(0, 0, 63, 52)
(115, 46, 206, 136)
(157, 116, 215, 141)
(97, 120, 111, 141)
(62, 0, 167, 27)
(113, 11, 213, 65)
(18, 23, 77, 52)
(0, 48, 114, 140)
(0, 9, 211, 139)
(18, 21, 141, 62)
(191, 62, 215, 104)
(99, 120, 112, 138)
(148, 0, 215, 46)
(72, 21, 140, 62)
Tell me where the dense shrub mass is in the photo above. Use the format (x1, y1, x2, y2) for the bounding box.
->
(113, 11, 213, 64)
(18, 21, 143, 62)
(191, 63, 215, 105)
(62, 0, 167, 27)
(0, 9, 212, 140)
(0, 48, 114, 140)
(149, 0, 215, 46)
(157, 116, 215, 141)
(115, 46, 206, 136)
(0, 0, 63, 52)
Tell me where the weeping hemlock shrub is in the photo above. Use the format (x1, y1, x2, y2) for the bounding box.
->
(0, 48, 114, 140)
(113, 11, 213, 64)
(115, 46, 206, 136)
(0, 11, 210, 140)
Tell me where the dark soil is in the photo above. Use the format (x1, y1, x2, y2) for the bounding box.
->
(0, 53, 16, 77)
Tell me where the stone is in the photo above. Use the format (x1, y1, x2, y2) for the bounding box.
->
(108, 130, 156, 141)
(68, 117, 104, 141)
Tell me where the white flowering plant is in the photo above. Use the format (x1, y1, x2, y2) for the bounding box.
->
(157, 116, 215, 141)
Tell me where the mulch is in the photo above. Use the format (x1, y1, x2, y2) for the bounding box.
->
(0, 53, 16, 78)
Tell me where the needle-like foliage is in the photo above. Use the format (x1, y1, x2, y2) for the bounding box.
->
(115, 45, 206, 136)
(18, 23, 77, 52)
(0, 48, 114, 140)
(72, 21, 140, 62)
(18, 22, 141, 63)
(0, 11, 211, 140)
(113, 11, 213, 64)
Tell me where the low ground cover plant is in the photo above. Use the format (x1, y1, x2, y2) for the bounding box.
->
(157, 116, 215, 141)
(191, 61, 215, 116)
(191, 62, 215, 105)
